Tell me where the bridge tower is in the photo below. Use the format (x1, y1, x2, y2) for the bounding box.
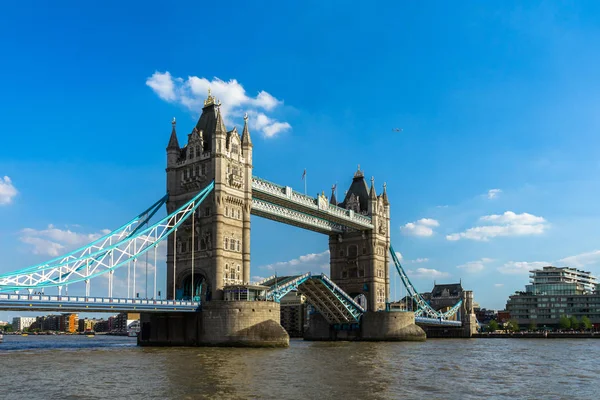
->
(328, 167, 390, 312)
(165, 91, 253, 301)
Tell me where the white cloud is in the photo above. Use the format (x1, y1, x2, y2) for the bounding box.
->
(20, 225, 111, 257)
(456, 258, 493, 273)
(145, 71, 177, 101)
(487, 189, 502, 199)
(497, 260, 548, 275)
(247, 110, 291, 138)
(258, 250, 330, 275)
(446, 211, 548, 241)
(494, 283, 504, 287)
(146, 71, 291, 138)
(401, 218, 440, 237)
(410, 258, 429, 264)
(407, 268, 450, 279)
(0, 176, 18, 205)
(557, 250, 600, 268)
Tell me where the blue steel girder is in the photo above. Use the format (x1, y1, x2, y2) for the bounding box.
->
(0, 293, 199, 313)
(297, 276, 364, 324)
(389, 245, 463, 321)
(0, 182, 215, 291)
(266, 273, 311, 302)
(251, 176, 374, 232)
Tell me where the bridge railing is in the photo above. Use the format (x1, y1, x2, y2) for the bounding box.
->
(252, 176, 373, 228)
(0, 293, 197, 307)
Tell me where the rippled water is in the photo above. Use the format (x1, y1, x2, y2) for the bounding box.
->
(1, 335, 599, 399)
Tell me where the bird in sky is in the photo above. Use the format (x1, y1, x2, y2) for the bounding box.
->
(392, 128, 403, 132)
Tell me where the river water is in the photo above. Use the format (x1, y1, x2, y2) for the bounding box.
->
(0, 335, 598, 399)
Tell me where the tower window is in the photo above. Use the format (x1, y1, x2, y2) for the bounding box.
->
(225, 238, 229, 250)
(231, 144, 239, 154)
(205, 207, 210, 216)
(201, 164, 207, 175)
(189, 148, 194, 159)
(195, 146, 200, 156)
(236, 240, 240, 252)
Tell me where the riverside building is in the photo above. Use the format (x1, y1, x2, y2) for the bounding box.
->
(506, 266, 600, 329)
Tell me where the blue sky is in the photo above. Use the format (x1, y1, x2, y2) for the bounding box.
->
(1, 1, 600, 321)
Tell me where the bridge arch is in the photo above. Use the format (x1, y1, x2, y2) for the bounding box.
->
(177, 270, 210, 302)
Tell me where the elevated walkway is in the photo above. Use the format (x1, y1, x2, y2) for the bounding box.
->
(0, 293, 199, 313)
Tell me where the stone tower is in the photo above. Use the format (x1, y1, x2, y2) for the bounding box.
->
(165, 90, 253, 301)
(328, 167, 391, 312)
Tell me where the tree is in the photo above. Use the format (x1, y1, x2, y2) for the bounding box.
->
(507, 319, 520, 332)
(570, 316, 579, 330)
(487, 320, 499, 332)
(559, 315, 571, 330)
(581, 316, 592, 331)
(528, 321, 537, 332)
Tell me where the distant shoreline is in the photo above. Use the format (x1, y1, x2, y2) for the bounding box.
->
(474, 332, 600, 339)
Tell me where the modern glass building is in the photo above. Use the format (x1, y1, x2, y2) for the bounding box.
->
(506, 266, 600, 329)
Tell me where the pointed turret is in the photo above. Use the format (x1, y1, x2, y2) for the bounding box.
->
(215, 106, 227, 134)
(369, 176, 377, 200)
(167, 118, 180, 150)
(368, 176, 378, 215)
(382, 182, 389, 206)
(241, 113, 252, 146)
(330, 184, 337, 205)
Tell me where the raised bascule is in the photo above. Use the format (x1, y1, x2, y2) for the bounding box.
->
(0, 91, 477, 346)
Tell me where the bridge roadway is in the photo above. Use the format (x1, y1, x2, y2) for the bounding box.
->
(261, 273, 463, 327)
(0, 293, 199, 313)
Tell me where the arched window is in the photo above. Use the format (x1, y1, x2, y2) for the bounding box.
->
(189, 147, 194, 159)
(236, 240, 240, 252)
(348, 245, 358, 258)
(225, 207, 229, 217)
(224, 238, 228, 249)
(195, 146, 200, 156)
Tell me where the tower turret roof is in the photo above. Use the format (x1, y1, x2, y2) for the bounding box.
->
(341, 165, 370, 213)
(167, 118, 180, 150)
(241, 113, 252, 146)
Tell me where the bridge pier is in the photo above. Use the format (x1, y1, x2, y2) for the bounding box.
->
(138, 300, 289, 347)
(304, 311, 426, 342)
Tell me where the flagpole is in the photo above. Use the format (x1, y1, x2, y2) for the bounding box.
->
(305, 170, 307, 195)
(302, 168, 307, 195)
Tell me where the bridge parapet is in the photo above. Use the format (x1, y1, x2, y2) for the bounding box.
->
(252, 176, 373, 230)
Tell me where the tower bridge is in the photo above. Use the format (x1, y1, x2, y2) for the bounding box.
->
(0, 91, 477, 345)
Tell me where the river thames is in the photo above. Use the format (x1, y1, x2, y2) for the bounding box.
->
(1, 335, 598, 399)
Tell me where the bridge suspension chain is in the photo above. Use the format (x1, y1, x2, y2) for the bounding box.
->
(0, 182, 215, 292)
(0, 194, 168, 280)
(389, 245, 462, 319)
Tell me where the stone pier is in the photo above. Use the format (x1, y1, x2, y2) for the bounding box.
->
(138, 301, 289, 347)
(304, 311, 426, 342)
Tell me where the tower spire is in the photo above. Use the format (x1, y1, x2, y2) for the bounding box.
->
(242, 113, 252, 146)
(382, 182, 389, 205)
(215, 106, 227, 133)
(167, 117, 180, 149)
(204, 88, 215, 107)
(369, 176, 377, 199)
(330, 183, 338, 205)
